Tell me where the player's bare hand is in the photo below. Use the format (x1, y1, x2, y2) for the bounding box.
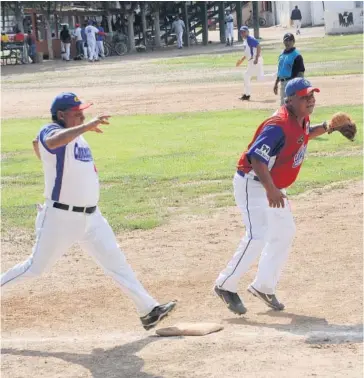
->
(86, 115, 111, 133)
(273, 84, 278, 95)
(253, 58, 258, 65)
(266, 186, 286, 208)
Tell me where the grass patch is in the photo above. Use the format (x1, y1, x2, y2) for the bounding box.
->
(2, 105, 362, 232)
(154, 34, 363, 69)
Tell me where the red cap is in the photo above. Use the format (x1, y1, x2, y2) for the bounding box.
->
(75, 23, 80, 27)
(296, 87, 320, 97)
(71, 103, 92, 111)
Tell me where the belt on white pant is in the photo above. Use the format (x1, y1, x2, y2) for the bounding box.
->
(52, 201, 97, 214)
(237, 170, 260, 182)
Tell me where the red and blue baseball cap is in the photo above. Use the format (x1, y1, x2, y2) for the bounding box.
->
(50, 92, 92, 116)
(285, 78, 320, 97)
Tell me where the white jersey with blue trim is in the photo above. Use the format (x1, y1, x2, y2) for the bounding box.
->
(242, 36, 259, 60)
(38, 123, 100, 206)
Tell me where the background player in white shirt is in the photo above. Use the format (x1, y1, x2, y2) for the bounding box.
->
(85, 20, 100, 62)
(225, 10, 234, 46)
(1, 92, 176, 331)
(236, 26, 276, 101)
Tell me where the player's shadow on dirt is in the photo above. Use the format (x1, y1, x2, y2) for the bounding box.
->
(225, 311, 363, 345)
(1, 335, 166, 378)
(248, 99, 277, 104)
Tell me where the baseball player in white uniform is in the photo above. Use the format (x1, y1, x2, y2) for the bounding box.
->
(171, 15, 185, 49)
(236, 26, 276, 101)
(85, 20, 99, 62)
(1, 92, 176, 331)
(225, 10, 234, 46)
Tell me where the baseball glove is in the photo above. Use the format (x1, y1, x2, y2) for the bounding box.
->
(328, 112, 357, 141)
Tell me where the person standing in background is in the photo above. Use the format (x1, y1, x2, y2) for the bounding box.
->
(96, 22, 105, 59)
(225, 10, 234, 46)
(60, 24, 71, 61)
(273, 33, 305, 105)
(85, 20, 99, 62)
(73, 24, 83, 59)
(171, 15, 185, 49)
(290, 6, 302, 35)
(81, 23, 88, 60)
(26, 29, 37, 63)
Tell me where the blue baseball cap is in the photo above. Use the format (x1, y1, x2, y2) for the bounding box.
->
(50, 92, 92, 116)
(285, 78, 320, 97)
(240, 26, 249, 32)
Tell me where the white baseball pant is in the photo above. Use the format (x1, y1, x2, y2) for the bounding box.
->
(177, 31, 183, 48)
(87, 39, 98, 61)
(243, 57, 276, 96)
(61, 42, 71, 61)
(1, 201, 159, 316)
(293, 20, 301, 34)
(215, 173, 296, 294)
(225, 23, 234, 42)
(96, 40, 105, 58)
(83, 42, 88, 59)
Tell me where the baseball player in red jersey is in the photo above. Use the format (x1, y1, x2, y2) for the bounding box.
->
(214, 78, 331, 314)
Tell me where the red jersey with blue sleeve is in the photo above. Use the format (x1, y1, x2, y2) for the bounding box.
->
(237, 106, 310, 189)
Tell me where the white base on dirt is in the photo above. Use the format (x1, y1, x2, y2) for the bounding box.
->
(156, 322, 224, 337)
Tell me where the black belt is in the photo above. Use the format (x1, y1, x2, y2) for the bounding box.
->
(280, 78, 291, 82)
(237, 170, 260, 182)
(53, 202, 97, 214)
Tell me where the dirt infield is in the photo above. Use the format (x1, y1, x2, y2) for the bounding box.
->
(1, 55, 362, 118)
(1, 44, 363, 377)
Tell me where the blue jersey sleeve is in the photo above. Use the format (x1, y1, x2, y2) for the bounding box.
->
(247, 125, 285, 164)
(247, 36, 259, 48)
(39, 123, 64, 154)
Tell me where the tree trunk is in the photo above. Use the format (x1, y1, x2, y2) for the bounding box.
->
(252, 1, 260, 39)
(107, 15, 113, 35)
(153, 9, 161, 48)
(2, 6, 6, 32)
(44, 16, 54, 60)
(127, 12, 135, 52)
(141, 3, 147, 46)
(14, 6, 24, 33)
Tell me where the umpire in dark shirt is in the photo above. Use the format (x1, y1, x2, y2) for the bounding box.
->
(273, 33, 305, 105)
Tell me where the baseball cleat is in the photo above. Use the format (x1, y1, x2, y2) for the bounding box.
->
(214, 286, 247, 315)
(240, 95, 251, 101)
(247, 285, 285, 311)
(140, 301, 177, 331)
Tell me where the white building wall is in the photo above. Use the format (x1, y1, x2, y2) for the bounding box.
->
(325, 7, 364, 34)
(275, 1, 291, 26)
(275, 1, 313, 27)
(323, 1, 356, 12)
(311, 2, 325, 26)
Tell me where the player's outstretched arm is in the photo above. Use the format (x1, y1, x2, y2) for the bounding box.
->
(45, 115, 110, 150)
(308, 122, 328, 140)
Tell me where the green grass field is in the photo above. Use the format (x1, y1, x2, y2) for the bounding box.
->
(2, 105, 362, 232)
(154, 34, 363, 74)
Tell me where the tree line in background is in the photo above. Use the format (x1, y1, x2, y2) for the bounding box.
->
(1, 1, 198, 57)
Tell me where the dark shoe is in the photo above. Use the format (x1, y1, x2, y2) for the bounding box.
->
(240, 94, 250, 101)
(214, 286, 247, 315)
(231, 38, 234, 46)
(140, 301, 177, 330)
(247, 285, 285, 311)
